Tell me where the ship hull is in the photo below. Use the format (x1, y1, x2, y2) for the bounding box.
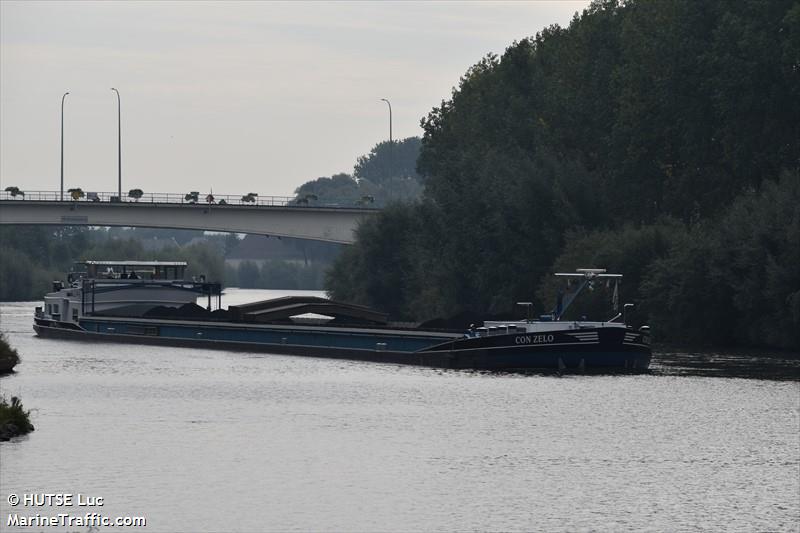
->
(34, 316, 651, 372)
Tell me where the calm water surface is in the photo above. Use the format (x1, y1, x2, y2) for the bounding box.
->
(1, 289, 798, 532)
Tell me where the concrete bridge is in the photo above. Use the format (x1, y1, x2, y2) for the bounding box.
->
(0, 190, 377, 244)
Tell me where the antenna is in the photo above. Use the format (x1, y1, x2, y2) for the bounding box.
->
(555, 268, 623, 279)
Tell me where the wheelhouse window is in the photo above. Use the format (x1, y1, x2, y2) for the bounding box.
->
(72, 309, 79, 321)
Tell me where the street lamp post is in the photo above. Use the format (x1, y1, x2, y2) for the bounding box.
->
(111, 88, 121, 200)
(380, 98, 392, 143)
(60, 92, 69, 201)
(380, 98, 393, 200)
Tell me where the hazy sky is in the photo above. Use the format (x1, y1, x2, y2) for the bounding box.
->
(1, 1, 589, 197)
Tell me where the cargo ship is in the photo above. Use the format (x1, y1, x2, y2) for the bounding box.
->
(33, 262, 651, 371)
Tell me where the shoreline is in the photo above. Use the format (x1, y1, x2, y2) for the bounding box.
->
(0, 333, 33, 441)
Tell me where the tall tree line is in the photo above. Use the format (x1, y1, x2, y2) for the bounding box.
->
(326, 0, 800, 349)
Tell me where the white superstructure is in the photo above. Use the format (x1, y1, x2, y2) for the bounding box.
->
(37, 261, 207, 325)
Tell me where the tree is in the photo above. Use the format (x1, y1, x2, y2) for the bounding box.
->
(354, 137, 422, 185)
(294, 174, 362, 205)
(326, 203, 426, 320)
(237, 261, 260, 288)
(294, 137, 424, 207)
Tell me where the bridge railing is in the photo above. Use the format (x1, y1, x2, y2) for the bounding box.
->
(0, 190, 373, 209)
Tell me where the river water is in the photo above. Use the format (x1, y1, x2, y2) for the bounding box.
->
(1, 289, 798, 532)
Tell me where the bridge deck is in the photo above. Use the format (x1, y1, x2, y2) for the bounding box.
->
(1, 189, 372, 208)
(0, 190, 377, 244)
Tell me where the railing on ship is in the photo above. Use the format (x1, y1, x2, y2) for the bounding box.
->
(0, 190, 374, 209)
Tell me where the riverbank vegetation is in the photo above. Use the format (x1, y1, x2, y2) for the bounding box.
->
(0, 395, 34, 441)
(0, 226, 228, 300)
(0, 335, 31, 441)
(0, 332, 20, 374)
(0, 226, 340, 298)
(326, 0, 800, 350)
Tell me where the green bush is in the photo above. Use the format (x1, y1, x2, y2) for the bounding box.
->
(0, 395, 34, 437)
(0, 332, 20, 373)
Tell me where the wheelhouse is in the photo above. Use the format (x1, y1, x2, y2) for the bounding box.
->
(69, 260, 188, 282)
